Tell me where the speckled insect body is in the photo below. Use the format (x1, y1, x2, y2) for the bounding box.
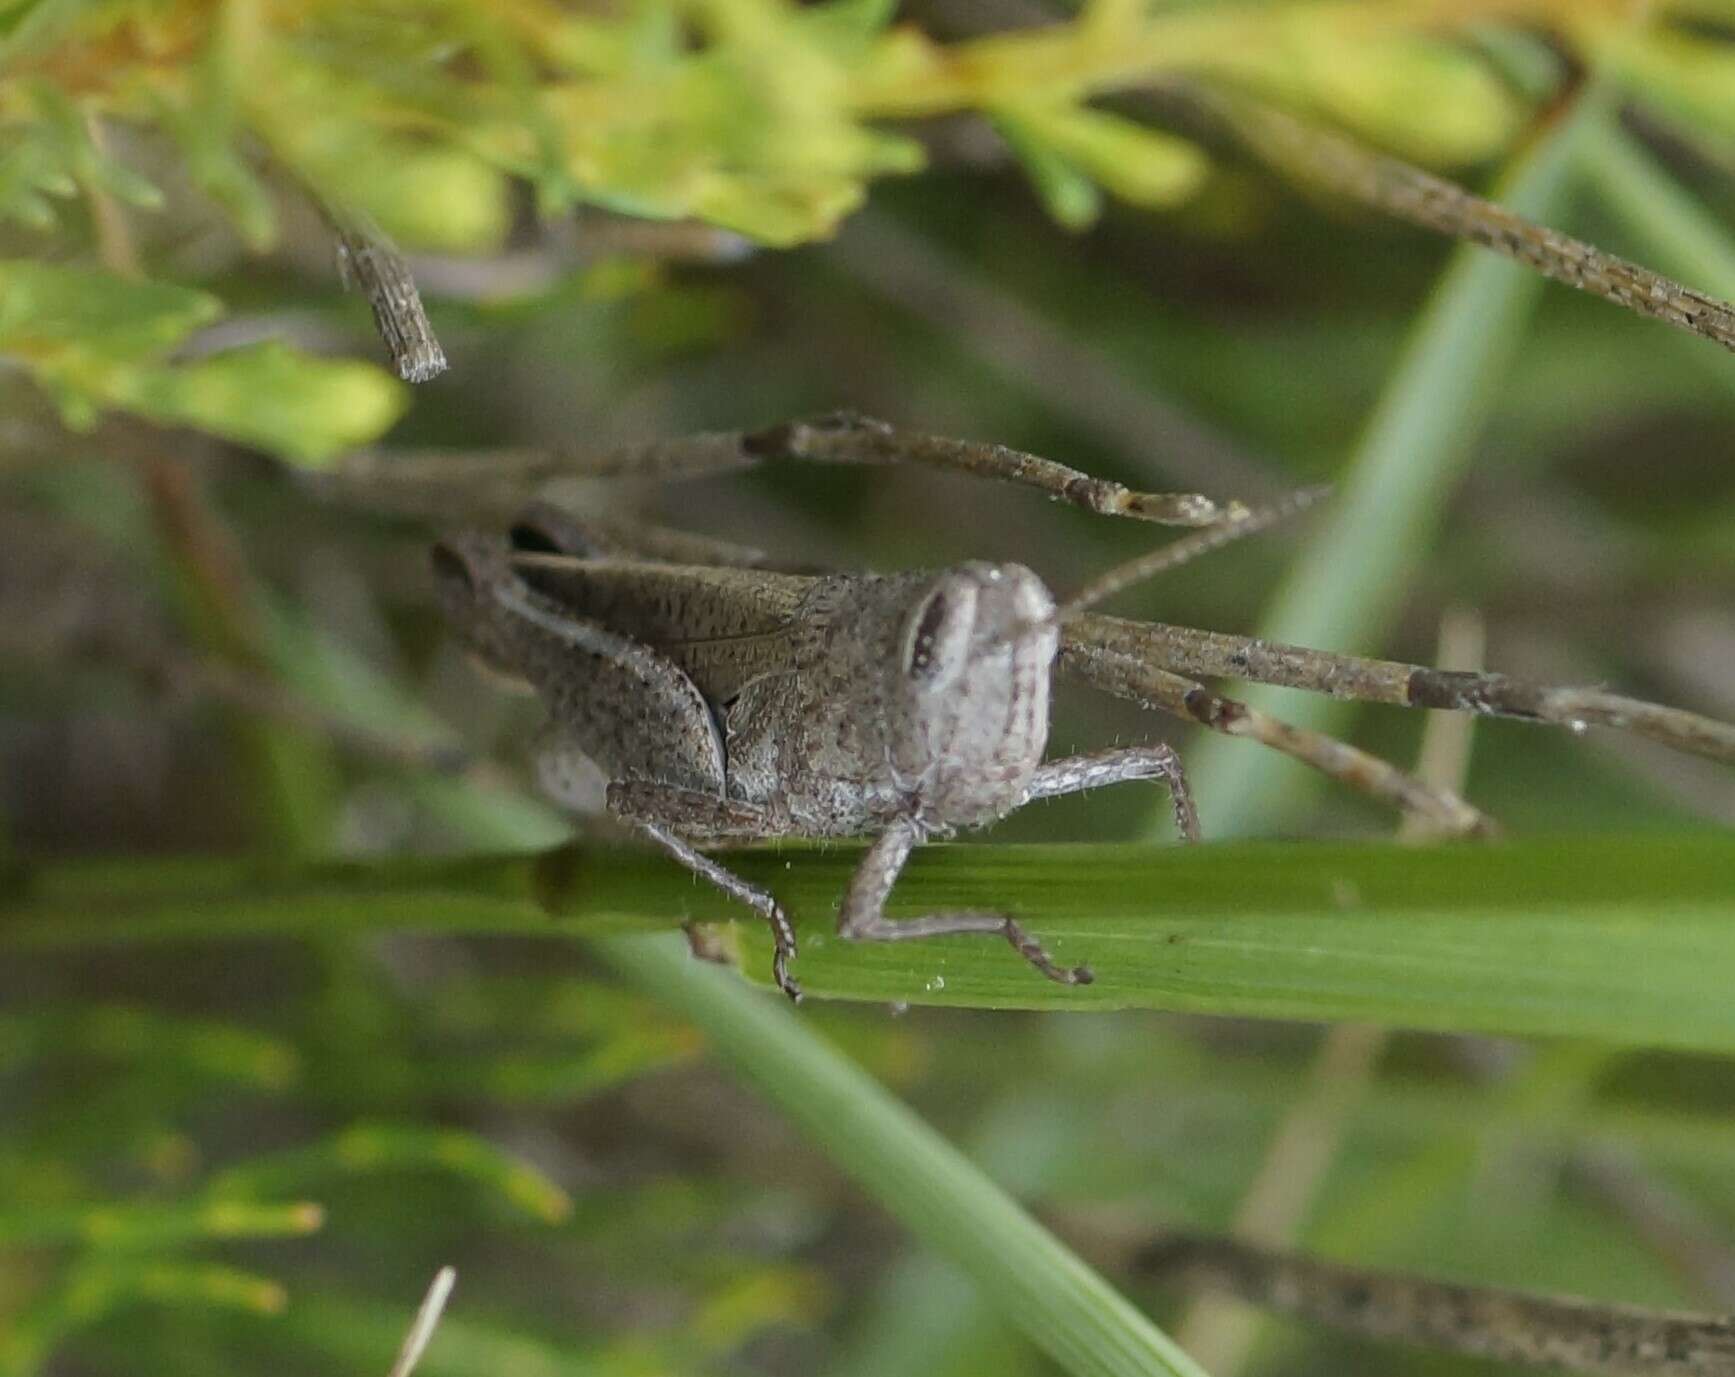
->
(432, 508, 1191, 1000)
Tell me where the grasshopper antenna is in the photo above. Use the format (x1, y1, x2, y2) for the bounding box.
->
(1054, 484, 1332, 624)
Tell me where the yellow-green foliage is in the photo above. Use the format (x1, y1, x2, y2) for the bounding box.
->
(3, 0, 1733, 463)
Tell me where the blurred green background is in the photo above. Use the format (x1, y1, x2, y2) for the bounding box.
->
(5, 1, 1735, 1374)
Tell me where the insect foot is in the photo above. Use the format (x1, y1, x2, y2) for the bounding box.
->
(839, 823, 1093, 988)
(628, 816, 803, 1003)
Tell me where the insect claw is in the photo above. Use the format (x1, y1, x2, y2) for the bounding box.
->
(772, 946, 803, 1003)
(1003, 919, 1091, 987)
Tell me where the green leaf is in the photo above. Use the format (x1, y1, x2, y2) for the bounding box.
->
(246, 44, 511, 253)
(0, 260, 220, 364)
(152, 16, 280, 252)
(1013, 104, 1208, 210)
(804, 0, 898, 45)
(1601, 26, 1735, 149)
(105, 341, 407, 467)
(715, 835, 1735, 1051)
(0, 122, 78, 230)
(0, 0, 83, 67)
(690, 171, 872, 246)
(366, 147, 513, 253)
(28, 80, 164, 210)
(0, 261, 405, 461)
(1221, 26, 1525, 165)
(995, 111, 1101, 231)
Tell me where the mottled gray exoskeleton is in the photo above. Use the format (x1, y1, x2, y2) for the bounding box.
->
(424, 415, 1735, 1000)
(434, 515, 1198, 1000)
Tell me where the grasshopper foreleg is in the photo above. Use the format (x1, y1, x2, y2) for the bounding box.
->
(839, 820, 1094, 986)
(1022, 745, 1202, 843)
(606, 782, 801, 1001)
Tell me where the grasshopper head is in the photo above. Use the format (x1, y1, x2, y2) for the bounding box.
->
(887, 561, 1058, 828)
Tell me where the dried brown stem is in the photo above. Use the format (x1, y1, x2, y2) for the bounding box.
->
(330, 212, 447, 383)
(739, 414, 1243, 526)
(329, 413, 1244, 527)
(1138, 1231, 1735, 1375)
(1215, 93, 1735, 357)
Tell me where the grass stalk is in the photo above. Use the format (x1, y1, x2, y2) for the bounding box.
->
(599, 933, 1210, 1377)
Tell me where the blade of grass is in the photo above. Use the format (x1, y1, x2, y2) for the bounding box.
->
(825, 1092, 1095, 1377)
(598, 932, 1210, 1377)
(1183, 91, 1607, 838)
(10, 833, 1735, 1050)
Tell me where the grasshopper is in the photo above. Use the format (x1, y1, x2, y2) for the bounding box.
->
(424, 414, 1735, 1000)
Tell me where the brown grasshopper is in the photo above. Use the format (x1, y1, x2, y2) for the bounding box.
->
(423, 414, 1735, 1001)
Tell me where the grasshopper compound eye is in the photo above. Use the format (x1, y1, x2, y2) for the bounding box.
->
(902, 576, 979, 688)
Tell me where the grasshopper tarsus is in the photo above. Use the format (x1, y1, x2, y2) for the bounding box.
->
(762, 898, 801, 1001)
(1005, 919, 1093, 986)
(772, 946, 803, 1003)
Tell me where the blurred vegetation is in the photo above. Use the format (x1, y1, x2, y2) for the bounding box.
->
(5, 1, 1735, 1375)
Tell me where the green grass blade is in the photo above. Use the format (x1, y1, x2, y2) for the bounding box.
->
(11, 832, 1735, 1049)
(825, 1094, 1088, 1377)
(1182, 95, 1604, 838)
(598, 933, 1209, 1377)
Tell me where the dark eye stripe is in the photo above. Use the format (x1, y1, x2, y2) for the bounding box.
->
(906, 591, 951, 680)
